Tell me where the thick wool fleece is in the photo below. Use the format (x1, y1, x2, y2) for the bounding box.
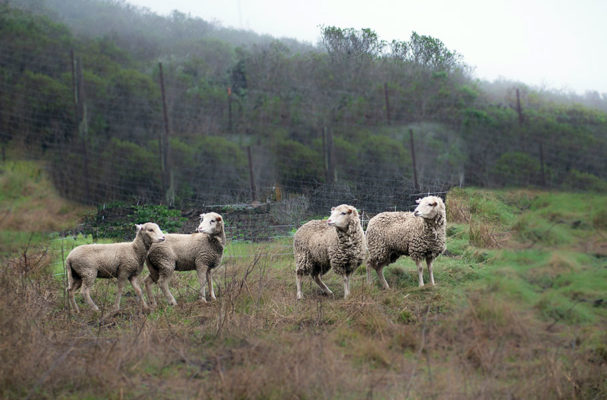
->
(66, 222, 164, 312)
(67, 223, 160, 284)
(366, 209, 446, 267)
(146, 230, 226, 277)
(294, 218, 366, 278)
(145, 215, 226, 305)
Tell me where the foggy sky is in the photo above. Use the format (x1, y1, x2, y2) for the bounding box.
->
(125, 0, 607, 95)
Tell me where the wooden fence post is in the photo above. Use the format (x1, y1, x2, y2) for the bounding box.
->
(409, 129, 420, 192)
(247, 146, 256, 202)
(158, 62, 174, 206)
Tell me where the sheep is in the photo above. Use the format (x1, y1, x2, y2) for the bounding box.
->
(144, 212, 225, 306)
(366, 195, 446, 289)
(294, 204, 366, 300)
(66, 222, 166, 313)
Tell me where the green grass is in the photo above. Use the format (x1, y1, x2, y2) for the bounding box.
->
(2, 186, 606, 399)
(0, 160, 91, 255)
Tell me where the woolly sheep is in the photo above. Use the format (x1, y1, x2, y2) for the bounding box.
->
(66, 222, 165, 313)
(144, 212, 225, 306)
(294, 204, 366, 300)
(366, 195, 446, 289)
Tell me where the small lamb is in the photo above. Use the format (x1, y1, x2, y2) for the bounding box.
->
(66, 222, 165, 313)
(366, 195, 446, 289)
(294, 204, 366, 300)
(144, 212, 225, 306)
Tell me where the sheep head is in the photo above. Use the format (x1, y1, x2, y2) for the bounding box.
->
(197, 212, 224, 235)
(413, 196, 445, 220)
(136, 222, 165, 246)
(327, 204, 358, 230)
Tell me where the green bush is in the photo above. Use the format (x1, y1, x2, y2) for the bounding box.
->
(131, 204, 186, 233)
(562, 169, 607, 192)
(85, 202, 186, 239)
(490, 152, 542, 186)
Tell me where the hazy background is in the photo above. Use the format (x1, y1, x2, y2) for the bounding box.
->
(126, 0, 607, 95)
(2, 0, 606, 210)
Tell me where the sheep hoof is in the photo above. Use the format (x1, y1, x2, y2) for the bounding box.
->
(210, 295, 217, 301)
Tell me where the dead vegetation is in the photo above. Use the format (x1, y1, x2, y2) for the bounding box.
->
(0, 241, 605, 400)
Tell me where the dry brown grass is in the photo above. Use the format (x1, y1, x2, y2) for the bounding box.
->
(468, 219, 503, 248)
(0, 245, 605, 399)
(446, 189, 471, 223)
(0, 161, 92, 233)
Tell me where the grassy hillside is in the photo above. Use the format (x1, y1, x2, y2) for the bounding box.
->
(0, 160, 91, 253)
(0, 181, 605, 399)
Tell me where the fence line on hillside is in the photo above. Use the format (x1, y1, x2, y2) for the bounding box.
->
(1, 38, 605, 215)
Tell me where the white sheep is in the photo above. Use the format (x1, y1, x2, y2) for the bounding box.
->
(294, 204, 366, 300)
(366, 195, 446, 289)
(144, 212, 225, 306)
(66, 222, 165, 313)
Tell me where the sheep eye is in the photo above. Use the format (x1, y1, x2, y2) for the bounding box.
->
(341, 212, 346, 215)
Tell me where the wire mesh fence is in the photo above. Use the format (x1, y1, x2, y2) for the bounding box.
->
(1, 6, 606, 248)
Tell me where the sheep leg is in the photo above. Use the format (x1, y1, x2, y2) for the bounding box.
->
(377, 265, 390, 290)
(158, 274, 177, 306)
(129, 276, 149, 312)
(143, 275, 157, 307)
(415, 259, 425, 287)
(343, 274, 351, 299)
(68, 278, 82, 313)
(112, 277, 126, 312)
(313, 274, 333, 296)
(366, 264, 372, 285)
(206, 267, 216, 301)
(426, 257, 436, 286)
(196, 268, 208, 302)
(296, 272, 304, 300)
(81, 280, 99, 312)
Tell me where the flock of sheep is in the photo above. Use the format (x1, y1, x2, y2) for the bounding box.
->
(65, 196, 447, 313)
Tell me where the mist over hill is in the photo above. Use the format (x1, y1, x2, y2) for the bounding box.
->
(1, 0, 606, 208)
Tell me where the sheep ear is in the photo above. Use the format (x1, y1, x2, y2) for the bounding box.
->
(331, 207, 335, 211)
(430, 202, 437, 207)
(135, 224, 143, 232)
(200, 213, 205, 220)
(347, 208, 353, 214)
(416, 198, 422, 204)
(216, 216, 222, 221)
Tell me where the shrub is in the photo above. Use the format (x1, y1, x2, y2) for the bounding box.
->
(562, 169, 607, 192)
(490, 152, 542, 187)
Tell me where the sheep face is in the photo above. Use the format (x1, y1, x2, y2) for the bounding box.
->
(197, 212, 223, 235)
(413, 196, 445, 220)
(327, 204, 357, 230)
(136, 222, 166, 243)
